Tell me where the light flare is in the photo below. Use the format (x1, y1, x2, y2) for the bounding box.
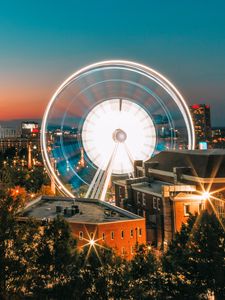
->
(78, 226, 110, 265)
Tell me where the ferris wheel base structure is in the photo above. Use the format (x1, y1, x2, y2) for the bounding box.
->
(41, 60, 195, 200)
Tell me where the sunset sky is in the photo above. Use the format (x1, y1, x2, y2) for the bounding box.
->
(1, 1, 225, 125)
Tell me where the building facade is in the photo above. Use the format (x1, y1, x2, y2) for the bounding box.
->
(0, 125, 20, 139)
(114, 150, 225, 250)
(19, 196, 146, 260)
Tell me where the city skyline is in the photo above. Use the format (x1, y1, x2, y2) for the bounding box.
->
(1, 1, 225, 125)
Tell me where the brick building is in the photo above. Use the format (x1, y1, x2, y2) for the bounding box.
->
(114, 150, 225, 250)
(19, 196, 146, 260)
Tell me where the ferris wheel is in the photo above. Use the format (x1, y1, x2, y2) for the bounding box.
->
(41, 60, 195, 200)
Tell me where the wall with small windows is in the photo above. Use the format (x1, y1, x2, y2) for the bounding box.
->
(69, 218, 146, 260)
(132, 190, 163, 247)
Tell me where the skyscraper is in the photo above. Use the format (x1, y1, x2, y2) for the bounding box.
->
(190, 104, 212, 147)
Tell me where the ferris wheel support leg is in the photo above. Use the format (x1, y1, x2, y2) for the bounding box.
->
(93, 143, 118, 200)
(90, 170, 105, 199)
(85, 167, 102, 198)
(98, 144, 119, 201)
(100, 169, 113, 201)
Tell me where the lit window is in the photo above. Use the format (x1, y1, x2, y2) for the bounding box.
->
(130, 229, 134, 238)
(184, 204, 190, 216)
(102, 232, 105, 241)
(121, 230, 124, 239)
(153, 197, 157, 209)
(111, 231, 114, 240)
(79, 231, 83, 240)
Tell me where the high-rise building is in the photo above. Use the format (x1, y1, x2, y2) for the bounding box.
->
(190, 104, 212, 146)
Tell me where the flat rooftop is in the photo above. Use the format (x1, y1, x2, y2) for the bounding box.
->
(131, 180, 170, 195)
(19, 196, 143, 224)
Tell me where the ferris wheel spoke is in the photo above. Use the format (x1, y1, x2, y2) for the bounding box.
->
(123, 142, 135, 177)
(119, 98, 122, 111)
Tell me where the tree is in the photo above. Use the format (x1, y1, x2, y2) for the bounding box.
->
(162, 211, 225, 299)
(33, 215, 78, 298)
(128, 244, 160, 299)
(0, 190, 40, 299)
(58, 245, 130, 300)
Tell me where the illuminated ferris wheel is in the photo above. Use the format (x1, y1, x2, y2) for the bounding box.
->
(41, 60, 195, 200)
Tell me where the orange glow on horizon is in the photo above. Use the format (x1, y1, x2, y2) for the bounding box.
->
(0, 78, 54, 120)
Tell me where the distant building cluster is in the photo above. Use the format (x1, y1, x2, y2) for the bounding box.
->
(0, 121, 41, 169)
(0, 125, 20, 139)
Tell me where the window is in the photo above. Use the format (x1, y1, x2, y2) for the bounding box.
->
(137, 192, 141, 204)
(111, 231, 114, 240)
(199, 203, 205, 213)
(157, 198, 161, 211)
(137, 208, 141, 216)
(184, 204, 190, 216)
(121, 247, 125, 256)
(90, 232, 94, 239)
(131, 246, 134, 255)
(153, 197, 157, 209)
(139, 228, 142, 237)
(142, 194, 146, 206)
(130, 229, 134, 238)
(79, 231, 83, 240)
(102, 232, 105, 241)
(121, 230, 124, 239)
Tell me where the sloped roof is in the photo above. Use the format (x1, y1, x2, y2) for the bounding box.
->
(147, 150, 225, 178)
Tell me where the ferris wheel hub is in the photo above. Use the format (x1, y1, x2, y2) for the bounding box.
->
(113, 128, 127, 143)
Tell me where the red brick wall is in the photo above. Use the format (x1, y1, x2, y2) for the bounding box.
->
(69, 219, 146, 260)
(174, 200, 202, 232)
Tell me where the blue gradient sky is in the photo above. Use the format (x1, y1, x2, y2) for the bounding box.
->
(0, 0, 225, 125)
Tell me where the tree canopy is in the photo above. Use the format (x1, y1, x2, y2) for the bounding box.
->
(0, 191, 224, 299)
